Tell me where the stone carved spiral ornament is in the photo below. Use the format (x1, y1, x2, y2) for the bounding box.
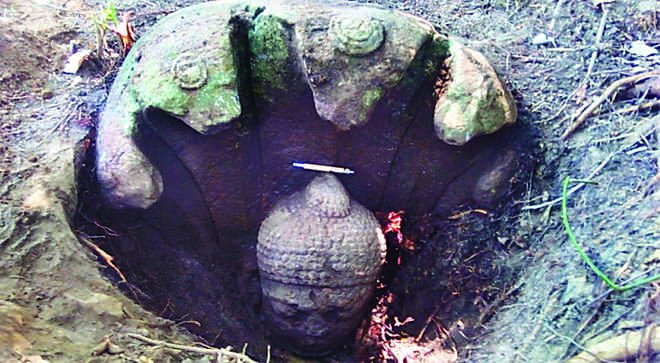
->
(172, 52, 208, 90)
(330, 13, 385, 56)
(92, 0, 521, 358)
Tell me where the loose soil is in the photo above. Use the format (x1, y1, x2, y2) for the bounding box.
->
(1, 1, 658, 362)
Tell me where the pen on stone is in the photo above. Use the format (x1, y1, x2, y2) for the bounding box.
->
(292, 162, 355, 175)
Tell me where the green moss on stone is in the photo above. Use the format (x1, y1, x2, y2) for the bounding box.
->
(441, 81, 466, 106)
(362, 87, 382, 109)
(249, 13, 289, 93)
(438, 78, 507, 142)
(432, 37, 450, 60)
(425, 37, 450, 78)
(131, 53, 191, 116)
(109, 52, 144, 136)
(358, 87, 382, 121)
(113, 50, 138, 89)
(121, 91, 142, 135)
(187, 61, 241, 124)
(127, 31, 241, 132)
(474, 91, 506, 133)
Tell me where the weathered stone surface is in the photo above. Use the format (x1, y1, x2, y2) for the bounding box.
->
(96, 78, 163, 209)
(330, 12, 385, 56)
(472, 149, 519, 207)
(433, 39, 517, 145)
(257, 174, 386, 355)
(248, 11, 291, 95)
(296, 6, 436, 129)
(129, 2, 242, 133)
(96, 1, 517, 210)
(96, 1, 245, 208)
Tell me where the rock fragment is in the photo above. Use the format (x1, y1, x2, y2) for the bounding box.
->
(433, 40, 517, 145)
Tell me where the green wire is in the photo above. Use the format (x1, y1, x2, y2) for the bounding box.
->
(561, 176, 660, 292)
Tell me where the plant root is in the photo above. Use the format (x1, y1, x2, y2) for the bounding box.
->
(562, 69, 660, 139)
(566, 325, 660, 363)
(127, 333, 259, 363)
(80, 235, 127, 283)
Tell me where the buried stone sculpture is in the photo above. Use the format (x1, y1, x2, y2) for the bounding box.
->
(257, 174, 386, 355)
(93, 0, 520, 357)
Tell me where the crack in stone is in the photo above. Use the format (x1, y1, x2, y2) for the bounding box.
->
(377, 107, 418, 211)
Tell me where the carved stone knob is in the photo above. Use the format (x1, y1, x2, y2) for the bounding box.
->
(330, 13, 385, 56)
(172, 52, 208, 90)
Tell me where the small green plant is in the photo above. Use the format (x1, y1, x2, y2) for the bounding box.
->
(100, 1, 119, 25)
(92, 1, 118, 59)
(561, 176, 660, 291)
(92, 1, 136, 59)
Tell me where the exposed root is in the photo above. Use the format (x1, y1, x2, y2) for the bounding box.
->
(127, 333, 260, 363)
(561, 69, 660, 139)
(591, 99, 660, 118)
(80, 235, 127, 283)
(573, 4, 608, 104)
(566, 325, 660, 363)
(92, 335, 124, 356)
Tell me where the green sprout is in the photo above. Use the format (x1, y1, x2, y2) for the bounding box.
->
(561, 177, 660, 292)
(101, 2, 118, 24)
(92, 1, 119, 59)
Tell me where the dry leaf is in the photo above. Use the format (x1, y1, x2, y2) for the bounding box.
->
(531, 33, 554, 45)
(62, 49, 92, 74)
(109, 12, 137, 56)
(629, 40, 658, 57)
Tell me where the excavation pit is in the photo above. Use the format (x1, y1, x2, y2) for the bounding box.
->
(75, 103, 531, 360)
(74, 1, 533, 360)
(4, 0, 659, 362)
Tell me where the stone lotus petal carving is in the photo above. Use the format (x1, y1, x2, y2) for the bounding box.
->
(297, 7, 436, 129)
(96, 1, 242, 208)
(95, 1, 517, 209)
(257, 174, 387, 356)
(433, 39, 517, 145)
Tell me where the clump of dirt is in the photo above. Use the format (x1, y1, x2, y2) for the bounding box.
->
(0, 31, 55, 103)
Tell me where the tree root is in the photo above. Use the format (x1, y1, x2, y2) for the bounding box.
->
(561, 69, 660, 140)
(566, 325, 659, 363)
(127, 333, 260, 363)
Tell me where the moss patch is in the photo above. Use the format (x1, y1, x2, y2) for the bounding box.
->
(110, 52, 143, 136)
(474, 89, 506, 134)
(424, 37, 450, 78)
(130, 51, 191, 116)
(362, 87, 382, 109)
(248, 13, 289, 94)
(359, 87, 383, 122)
